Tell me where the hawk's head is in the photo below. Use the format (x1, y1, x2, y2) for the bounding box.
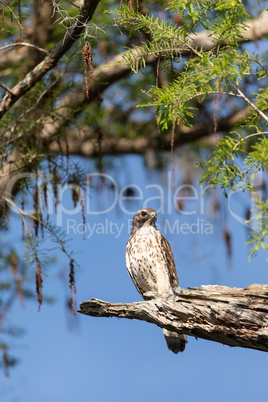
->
(131, 208, 157, 230)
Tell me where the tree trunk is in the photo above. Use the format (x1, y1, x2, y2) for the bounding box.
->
(78, 284, 268, 352)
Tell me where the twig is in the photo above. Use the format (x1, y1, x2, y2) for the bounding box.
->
(0, 0, 101, 119)
(0, 82, 14, 95)
(1, 75, 62, 140)
(4, 4, 24, 30)
(0, 43, 49, 54)
(4, 197, 30, 234)
(2, 196, 74, 264)
(240, 55, 268, 76)
(187, 91, 243, 101)
(3, 195, 78, 312)
(230, 82, 268, 123)
(232, 131, 268, 153)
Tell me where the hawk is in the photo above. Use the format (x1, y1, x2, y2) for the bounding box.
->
(126, 207, 187, 354)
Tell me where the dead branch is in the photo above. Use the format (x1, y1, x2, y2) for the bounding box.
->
(78, 284, 268, 353)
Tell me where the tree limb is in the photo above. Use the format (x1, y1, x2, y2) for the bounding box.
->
(0, 43, 49, 54)
(48, 106, 250, 156)
(0, 0, 100, 119)
(78, 284, 268, 352)
(0, 147, 24, 222)
(187, 10, 268, 51)
(36, 7, 266, 144)
(1, 9, 267, 72)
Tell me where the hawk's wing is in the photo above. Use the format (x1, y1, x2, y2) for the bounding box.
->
(160, 234, 179, 288)
(126, 243, 145, 297)
(125, 236, 148, 297)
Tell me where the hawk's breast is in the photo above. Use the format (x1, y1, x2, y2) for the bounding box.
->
(126, 226, 173, 297)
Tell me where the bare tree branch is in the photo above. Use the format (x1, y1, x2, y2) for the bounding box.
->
(0, 148, 24, 221)
(0, 82, 15, 95)
(0, 0, 100, 119)
(1, 9, 268, 123)
(48, 106, 251, 156)
(0, 107, 249, 222)
(1, 9, 268, 72)
(0, 43, 49, 54)
(79, 284, 268, 353)
(230, 82, 268, 122)
(35, 50, 143, 143)
(0, 9, 264, 208)
(187, 10, 268, 51)
(34, 9, 268, 145)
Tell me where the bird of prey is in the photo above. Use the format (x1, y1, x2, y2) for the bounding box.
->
(126, 207, 187, 354)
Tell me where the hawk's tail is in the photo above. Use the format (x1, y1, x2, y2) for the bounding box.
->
(163, 329, 187, 354)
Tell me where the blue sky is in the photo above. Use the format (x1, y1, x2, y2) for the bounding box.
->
(1, 154, 268, 402)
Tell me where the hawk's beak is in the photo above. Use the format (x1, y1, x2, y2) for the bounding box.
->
(150, 211, 156, 218)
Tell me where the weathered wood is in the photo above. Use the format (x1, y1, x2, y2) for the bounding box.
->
(78, 284, 268, 352)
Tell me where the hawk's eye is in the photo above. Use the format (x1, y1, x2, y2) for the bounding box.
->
(141, 211, 147, 217)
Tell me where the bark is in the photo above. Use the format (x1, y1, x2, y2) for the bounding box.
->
(0, 107, 247, 218)
(188, 10, 268, 51)
(1, 9, 267, 126)
(31, 0, 56, 48)
(35, 50, 143, 144)
(0, 0, 100, 119)
(48, 106, 250, 156)
(0, 148, 24, 222)
(78, 284, 268, 353)
(0, 9, 264, 211)
(1, 10, 267, 73)
(27, 9, 267, 148)
(27, 0, 57, 68)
